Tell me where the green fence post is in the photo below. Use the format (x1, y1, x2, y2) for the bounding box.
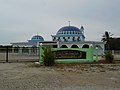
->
(39, 46, 43, 65)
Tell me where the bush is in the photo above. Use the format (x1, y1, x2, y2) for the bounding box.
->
(105, 51, 114, 63)
(42, 46, 55, 66)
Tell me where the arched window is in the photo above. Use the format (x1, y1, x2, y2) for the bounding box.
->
(77, 37, 80, 41)
(73, 31, 74, 34)
(71, 45, 79, 48)
(82, 44, 89, 48)
(58, 37, 60, 41)
(73, 37, 75, 41)
(60, 45, 68, 48)
(66, 31, 69, 34)
(75, 31, 77, 34)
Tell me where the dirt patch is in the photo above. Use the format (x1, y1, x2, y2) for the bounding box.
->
(0, 63, 120, 90)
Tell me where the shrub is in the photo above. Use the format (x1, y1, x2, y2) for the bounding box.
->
(105, 51, 114, 63)
(42, 46, 55, 66)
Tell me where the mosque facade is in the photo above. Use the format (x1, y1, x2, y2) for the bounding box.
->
(11, 24, 104, 55)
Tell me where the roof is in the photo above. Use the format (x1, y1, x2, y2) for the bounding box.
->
(31, 35, 44, 41)
(58, 26, 80, 32)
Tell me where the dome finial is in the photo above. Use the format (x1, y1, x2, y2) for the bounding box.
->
(68, 21, 70, 26)
(37, 32, 38, 36)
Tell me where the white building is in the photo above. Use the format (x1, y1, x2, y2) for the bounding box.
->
(11, 35, 44, 55)
(11, 24, 105, 55)
(42, 25, 104, 55)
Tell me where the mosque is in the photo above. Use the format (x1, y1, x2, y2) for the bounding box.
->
(11, 24, 104, 55)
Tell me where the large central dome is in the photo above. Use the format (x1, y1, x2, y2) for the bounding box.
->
(59, 26, 80, 31)
(52, 25, 85, 42)
(57, 26, 83, 35)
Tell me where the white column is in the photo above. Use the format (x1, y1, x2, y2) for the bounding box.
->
(37, 47, 39, 55)
(12, 47, 14, 53)
(19, 47, 22, 54)
(29, 47, 31, 55)
(57, 41, 60, 48)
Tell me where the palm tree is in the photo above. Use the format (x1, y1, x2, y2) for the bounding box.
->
(102, 31, 114, 63)
(102, 31, 113, 50)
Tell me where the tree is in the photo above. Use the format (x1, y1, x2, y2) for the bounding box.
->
(102, 31, 114, 63)
(105, 51, 114, 63)
(102, 31, 113, 50)
(42, 46, 55, 66)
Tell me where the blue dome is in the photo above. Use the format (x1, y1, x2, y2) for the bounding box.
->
(58, 26, 80, 32)
(52, 25, 85, 42)
(31, 35, 44, 41)
(57, 26, 83, 35)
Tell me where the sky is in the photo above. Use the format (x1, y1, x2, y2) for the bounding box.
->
(0, 0, 120, 45)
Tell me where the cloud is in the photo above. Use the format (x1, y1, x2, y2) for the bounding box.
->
(0, 0, 120, 44)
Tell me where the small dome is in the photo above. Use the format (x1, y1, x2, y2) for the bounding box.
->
(57, 26, 83, 35)
(31, 35, 44, 42)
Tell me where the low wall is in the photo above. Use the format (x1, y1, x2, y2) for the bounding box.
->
(39, 47, 94, 64)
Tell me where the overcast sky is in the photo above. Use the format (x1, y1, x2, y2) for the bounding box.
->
(0, 0, 120, 45)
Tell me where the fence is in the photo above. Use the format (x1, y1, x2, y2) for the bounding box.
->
(0, 47, 120, 63)
(0, 47, 39, 63)
(112, 50, 120, 55)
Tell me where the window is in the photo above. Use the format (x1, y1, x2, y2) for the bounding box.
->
(60, 45, 68, 48)
(73, 37, 75, 41)
(71, 45, 79, 48)
(63, 37, 65, 39)
(77, 37, 80, 41)
(53, 37, 56, 41)
(82, 44, 89, 48)
(58, 37, 60, 41)
(73, 31, 74, 34)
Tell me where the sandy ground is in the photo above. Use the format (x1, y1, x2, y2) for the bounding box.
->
(0, 63, 120, 90)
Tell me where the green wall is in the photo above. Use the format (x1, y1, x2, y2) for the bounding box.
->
(39, 47, 94, 64)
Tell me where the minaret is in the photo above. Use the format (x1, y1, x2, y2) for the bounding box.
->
(81, 26, 84, 34)
(68, 21, 70, 26)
